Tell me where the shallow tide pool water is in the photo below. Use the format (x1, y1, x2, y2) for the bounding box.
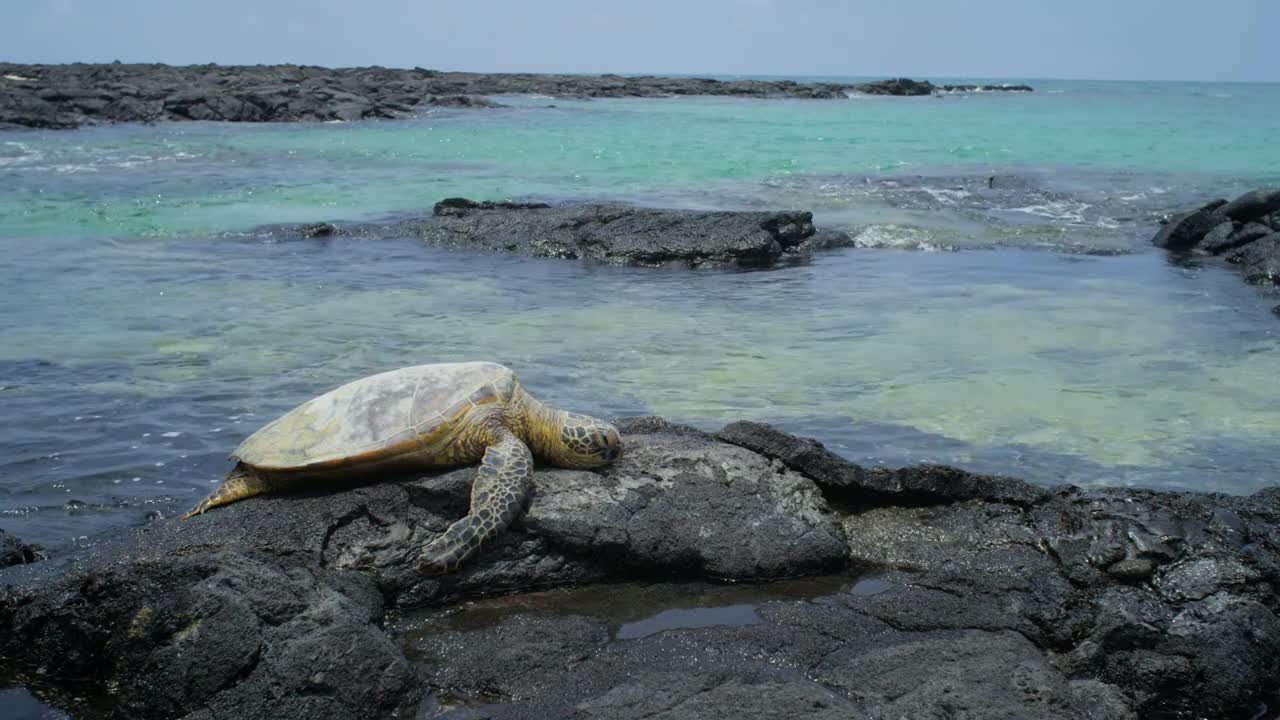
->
(2, 79, 1280, 551)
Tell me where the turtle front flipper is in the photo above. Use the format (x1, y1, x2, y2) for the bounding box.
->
(417, 430, 533, 575)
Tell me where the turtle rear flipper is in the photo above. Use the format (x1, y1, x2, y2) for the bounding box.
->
(180, 463, 270, 519)
(416, 430, 533, 575)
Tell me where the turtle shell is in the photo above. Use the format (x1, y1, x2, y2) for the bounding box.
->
(234, 361, 516, 471)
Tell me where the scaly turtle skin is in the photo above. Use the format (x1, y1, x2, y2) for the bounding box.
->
(181, 361, 621, 574)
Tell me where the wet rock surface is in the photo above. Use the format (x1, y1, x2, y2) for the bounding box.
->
(0, 529, 43, 569)
(3, 418, 1279, 719)
(261, 199, 852, 267)
(0, 63, 1033, 129)
(408, 596, 1131, 720)
(1151, 189, 1280, 312)
(1228, 233, 1280, 285)
(1151, 198, 1228, 250)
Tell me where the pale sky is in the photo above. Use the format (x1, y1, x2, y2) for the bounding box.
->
(3, 0, 1277, 82)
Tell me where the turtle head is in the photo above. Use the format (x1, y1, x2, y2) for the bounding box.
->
(509, 383, 621, 468)
(548, 412, 623, 468)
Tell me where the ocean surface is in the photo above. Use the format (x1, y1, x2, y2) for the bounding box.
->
(2, 77, 1280, 554)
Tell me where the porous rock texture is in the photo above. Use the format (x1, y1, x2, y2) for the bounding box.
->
(261, 198, 853, 267)
(2, 418, 1278, 719)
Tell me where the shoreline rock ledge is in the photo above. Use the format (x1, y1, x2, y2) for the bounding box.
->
(264, 198, 854, 267)
(3, 418, 1280, 719)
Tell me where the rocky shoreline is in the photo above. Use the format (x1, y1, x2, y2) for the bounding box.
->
(3, 418, 1279, 719)
(0, 62, 1033, 129)
(261, 198, 854, 267)
(1150, 188, 1280, 313)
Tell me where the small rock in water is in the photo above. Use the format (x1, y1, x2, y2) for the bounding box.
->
(0, 529, 46, 568)
(298, 222, 338, 238)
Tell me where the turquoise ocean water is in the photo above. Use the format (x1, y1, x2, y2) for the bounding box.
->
(2, 78, 1279, 553)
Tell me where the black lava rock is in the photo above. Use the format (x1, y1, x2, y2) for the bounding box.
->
(3, 421, 1280, 719)
(1151, 199, 1227, 250)
(0, 529, 43, 569)
(0, 63, 1033, 129)
(1227, 233, 1280, 285)
(1221, 188, 1280, 224)
(264, 200, 844, 268)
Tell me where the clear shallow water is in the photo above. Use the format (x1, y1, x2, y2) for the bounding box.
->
(2, 78, 1280, 551)
(0, 686, 68, 720)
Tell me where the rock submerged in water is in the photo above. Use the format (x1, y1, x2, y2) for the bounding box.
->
(424, 94, 505, 109)
(3, 418, 1280, 719)
(0, 529, 43, 569)
(262, 199, 853, 267)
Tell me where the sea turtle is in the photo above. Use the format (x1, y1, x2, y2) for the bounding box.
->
(181, 361, 622, 574)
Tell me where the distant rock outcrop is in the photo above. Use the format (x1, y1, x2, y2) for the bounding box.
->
(0, 63, 1033, 129)
(850, 78, 1035, 96)
(261, 199, 854, 267)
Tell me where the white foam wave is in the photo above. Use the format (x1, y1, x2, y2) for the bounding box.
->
(1007, 200, 1092, 224)
(5, 149, 206, 173)
(0, 140, 45, 167)
(851, 224, 950, 251)
(919, 187, 971, 205)
(53, 164, 100, 174)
